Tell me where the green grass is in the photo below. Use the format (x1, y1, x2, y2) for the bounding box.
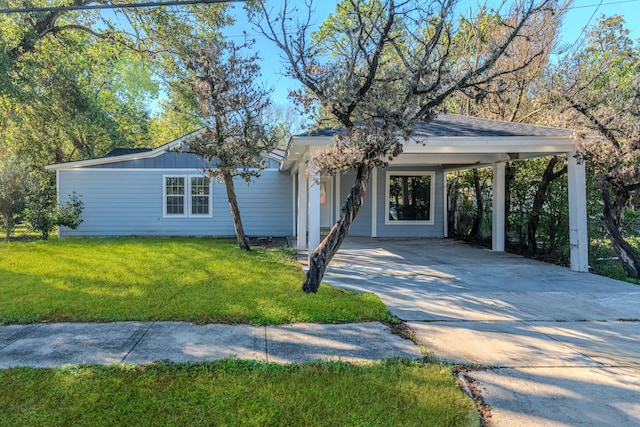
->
(0, 360, 479, 427)
(589, 237, 640, 285)
(0, 237, 387, 325)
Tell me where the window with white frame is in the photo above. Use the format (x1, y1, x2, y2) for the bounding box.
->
(385, 171, 434, 224)
(163, 175, 211, 217)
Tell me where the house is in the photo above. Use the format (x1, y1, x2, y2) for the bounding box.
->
(46, 114, 589, 272)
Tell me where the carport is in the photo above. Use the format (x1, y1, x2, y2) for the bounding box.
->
(282, 114, 589, 272)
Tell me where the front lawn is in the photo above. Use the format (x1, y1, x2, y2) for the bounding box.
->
(0, 360, 479, 427)
(0, 237, 386, 325)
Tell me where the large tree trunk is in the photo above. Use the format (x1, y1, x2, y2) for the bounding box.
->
(527, 156, 566, 254)
(223, 173, 251, 252)
(303, 164, 372, 293)
(601, 188, 640, 278)
(504, 162, 516, 245)
(447, 172, 460, 236)
(468, 169, 484, 239)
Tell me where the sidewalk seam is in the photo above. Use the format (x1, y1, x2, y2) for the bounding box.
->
(0, 324, 39, 352)
(120, 322, 154, 363)
(264, 325, 269, 363)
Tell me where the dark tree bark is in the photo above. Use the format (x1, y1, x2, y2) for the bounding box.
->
(600, 187, 640, 278)
(504, 162, 516, 244)
(447, 173, 460, 236)
(527, 156, 567, 254)
(223, 172, 251, 252)
(469, 169, 484, 239)
(303, 164, 371, 293)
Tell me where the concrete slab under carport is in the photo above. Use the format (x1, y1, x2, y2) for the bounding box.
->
(319, 237, 640, 426)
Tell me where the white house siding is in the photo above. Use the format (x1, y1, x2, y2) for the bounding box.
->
(57, 168, 293, 237)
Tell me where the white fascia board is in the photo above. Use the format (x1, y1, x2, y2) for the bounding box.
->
(280, 136, 335, 172)
(45, 129, 206, 170)
(403, 136, 575, 154)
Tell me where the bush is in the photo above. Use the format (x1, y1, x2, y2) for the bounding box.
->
(24, 192, 84, 240)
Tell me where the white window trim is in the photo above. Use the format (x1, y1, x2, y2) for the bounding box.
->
(163, 174, 212, 218)
(385, 171, 435, 226)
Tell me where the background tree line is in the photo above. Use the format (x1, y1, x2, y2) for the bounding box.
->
(1, 0, 639, 288)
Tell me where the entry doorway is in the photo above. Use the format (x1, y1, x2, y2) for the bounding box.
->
(320, 177, 333, 228)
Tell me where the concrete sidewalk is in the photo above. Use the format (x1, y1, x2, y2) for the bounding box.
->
(0, 321, 422, 368)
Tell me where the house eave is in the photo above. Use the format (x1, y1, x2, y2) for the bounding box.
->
(45, 128, 205, 171)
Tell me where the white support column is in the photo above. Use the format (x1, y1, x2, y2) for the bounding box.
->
(292, 173, 297, 237)
(568, 151, 589, 272)
(297, 164, 308, 251)
(492, 162, 506, 252)
(371, 168, 378, 237)
(442, 169, 448, 238)
(335, 173, 341, 220)
(308, 162, 321, 259)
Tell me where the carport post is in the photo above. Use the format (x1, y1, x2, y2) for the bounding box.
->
(567, 151, 589, 272)
(297, 164, 308, 251)
(492, 162, 506, 252)
(308, 162, 321, 260)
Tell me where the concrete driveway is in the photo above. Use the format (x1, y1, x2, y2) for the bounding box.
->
(321, 237, 640, 427)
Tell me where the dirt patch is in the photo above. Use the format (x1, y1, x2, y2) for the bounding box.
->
(455, 367, 493, 427)
(249, 236, 290, 249)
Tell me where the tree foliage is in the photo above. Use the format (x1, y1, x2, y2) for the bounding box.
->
(255, 0, 560, 292)
(0, 154, 32, 241)
(184, 40, 275, 251)
(557, 15, 640, 278)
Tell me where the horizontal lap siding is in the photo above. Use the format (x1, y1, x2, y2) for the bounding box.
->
(58, 169, 292, 237)
(338, 171, 371, 236)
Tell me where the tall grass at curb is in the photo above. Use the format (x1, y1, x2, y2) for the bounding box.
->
(0, 237, 386, 325)
(0, 359, 479, 427)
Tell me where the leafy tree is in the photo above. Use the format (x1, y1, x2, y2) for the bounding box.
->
(184, 41, 275, 251)
(255, 0, 559, 292)
(558, 15, 640, 277)
(23, 170, 84, 240)
(0, 155, 32, 241)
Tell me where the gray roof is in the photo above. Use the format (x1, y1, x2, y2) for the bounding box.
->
(104, 148, 154, 157)
(298, 113, 573, 138)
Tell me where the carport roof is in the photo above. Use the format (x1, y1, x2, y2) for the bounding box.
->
(302, 113, 573, 138)
(282, 113, 576, 171)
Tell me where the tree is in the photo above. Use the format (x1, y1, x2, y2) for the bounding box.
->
(0, 155, 32, 241)
(255, 0, 559, 292)
(558, 15, 640, 277)
(184, 41, 275, 251)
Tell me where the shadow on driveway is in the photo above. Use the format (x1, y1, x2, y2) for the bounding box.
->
(320, 237, 640, 426)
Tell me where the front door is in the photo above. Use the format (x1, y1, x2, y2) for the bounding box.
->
(320, 177, 333, 228)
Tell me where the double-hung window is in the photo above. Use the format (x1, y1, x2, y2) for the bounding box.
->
(385, 171, 435, 225)
(163, 175, 211, 217)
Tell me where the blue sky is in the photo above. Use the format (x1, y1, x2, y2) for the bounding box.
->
(222, 0, 640, 106)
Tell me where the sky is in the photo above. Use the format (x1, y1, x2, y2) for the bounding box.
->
(221, 0, 640, 106)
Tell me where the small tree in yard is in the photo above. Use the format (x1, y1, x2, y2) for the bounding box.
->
(0, 155, 31, 241)
(255, 0, 559, 292)
(185, 41, 275, 251)
(24, 190, 84, 240)
(558, 15, 640, 278)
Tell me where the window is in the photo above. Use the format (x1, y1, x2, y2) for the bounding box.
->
(164, 175, 211, 217)
(190, 176, 210, 215)
(165, 176, 185, 216)
(385, 171, 434, 225)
